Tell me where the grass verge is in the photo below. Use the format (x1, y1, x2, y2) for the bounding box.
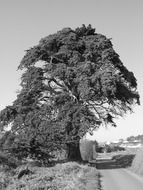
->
(0, 162, 100, 190)
(131, 148, 143, 176)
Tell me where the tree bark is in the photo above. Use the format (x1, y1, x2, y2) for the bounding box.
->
(66, 142, 82, 161)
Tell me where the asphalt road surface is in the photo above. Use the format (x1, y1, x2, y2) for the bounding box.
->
(95, 155, 143, 190)
(100, 168, 143, 190)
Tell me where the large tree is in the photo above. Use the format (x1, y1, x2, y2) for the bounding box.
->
(0, 25, 140, 161)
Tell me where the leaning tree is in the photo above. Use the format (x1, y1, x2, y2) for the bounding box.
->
(0, 25, 140, 161)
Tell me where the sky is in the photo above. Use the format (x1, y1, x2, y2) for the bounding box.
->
(0, 0, 143, 142)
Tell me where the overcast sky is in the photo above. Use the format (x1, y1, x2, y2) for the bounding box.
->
(0, 0, 143, 142)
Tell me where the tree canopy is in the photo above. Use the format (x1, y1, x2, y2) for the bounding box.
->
(0, 24, 140, 161)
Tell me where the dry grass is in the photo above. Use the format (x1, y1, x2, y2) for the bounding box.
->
(1, 162, 100, 190)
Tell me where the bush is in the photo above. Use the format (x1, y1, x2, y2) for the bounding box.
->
(107, 145, 125, 152)
(0, 151, 20, 169)
(0, 130, 58, 164)
(96, 145, 125, 153)
(80, 140, 97, 161)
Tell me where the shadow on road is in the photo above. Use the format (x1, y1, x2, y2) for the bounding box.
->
(96, 154, 135, 170)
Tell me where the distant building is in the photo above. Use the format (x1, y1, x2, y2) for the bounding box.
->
(120, 139, 142, 148)
(104, 139, 143, 149)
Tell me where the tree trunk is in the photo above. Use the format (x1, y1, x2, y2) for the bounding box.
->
(66, 142, 82, 161)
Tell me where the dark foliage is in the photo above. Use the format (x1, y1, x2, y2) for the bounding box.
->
(96, 154, 135, 169)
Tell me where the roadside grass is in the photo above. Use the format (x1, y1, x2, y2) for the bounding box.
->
(131, 148, 143, 176)
(0, 161, 101, 190)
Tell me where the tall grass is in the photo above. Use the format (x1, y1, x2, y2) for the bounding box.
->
(5, 162, 100, 190)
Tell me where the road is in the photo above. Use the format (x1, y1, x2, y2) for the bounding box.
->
(95, 155, 143, 190)
(100, 168, 143, 190)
